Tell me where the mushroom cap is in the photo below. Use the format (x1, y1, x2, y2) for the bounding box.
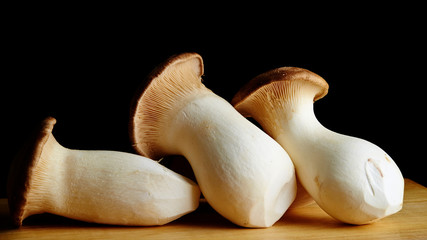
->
(231, 67, 329, 108)
(129, 53, 208, 159)
(131, 52, 204, 103)
(7, 117, 56, 226)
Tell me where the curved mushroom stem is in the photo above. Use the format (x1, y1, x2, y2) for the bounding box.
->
(166, 94, 296, 227)
(8, 117, 200, 226)
(277, 96, 403, 224)
(233, 68, 404, 225)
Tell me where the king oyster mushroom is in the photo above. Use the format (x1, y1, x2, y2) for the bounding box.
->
(232, 67, 404, 225)
(129, 53, 296, 228)
(8, 117, 200, 226)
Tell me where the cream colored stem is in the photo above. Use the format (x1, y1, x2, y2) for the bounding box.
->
(265, 96, 404, 224)
(25, 134, 199, 226)
(161, 93, 296, 228)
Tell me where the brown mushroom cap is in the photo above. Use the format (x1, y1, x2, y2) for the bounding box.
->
(7, 117, 56, 226)
(129, 53, 211, 159)
(231, 67, 329, 108)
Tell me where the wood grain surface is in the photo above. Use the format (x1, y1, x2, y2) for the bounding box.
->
(1, 179, 426, 239)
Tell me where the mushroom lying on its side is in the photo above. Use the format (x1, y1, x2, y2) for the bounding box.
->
(129, 53, 296, 228)
(8, 117, 200, 227)
(232, 67, 404, 225)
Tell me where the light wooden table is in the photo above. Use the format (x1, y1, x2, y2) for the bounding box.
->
(1, 179, 426, 239)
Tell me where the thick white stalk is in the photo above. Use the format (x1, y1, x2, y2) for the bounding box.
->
(163, 93, 296, 228)
(273, 96, 404, 224)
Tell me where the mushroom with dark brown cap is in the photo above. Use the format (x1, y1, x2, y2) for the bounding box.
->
(232, 67, 404, 225)
(129, 53, 296, 228)
(7, 117, 200, 227)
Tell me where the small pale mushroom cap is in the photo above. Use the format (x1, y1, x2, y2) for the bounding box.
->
(7, 117, 57, 226)
(232, 67, 329, 115)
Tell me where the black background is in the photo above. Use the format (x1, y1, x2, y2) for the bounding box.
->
(2, 6, 426, 198)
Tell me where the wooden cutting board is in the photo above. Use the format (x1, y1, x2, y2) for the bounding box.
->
(1, 179, 426, 239)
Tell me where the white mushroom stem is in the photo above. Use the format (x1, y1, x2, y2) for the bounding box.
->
(233, 68, 404, 224)
(274, 90, 403, 224)
(8, 117, 200, 226)
(167, 94, 296, 228)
